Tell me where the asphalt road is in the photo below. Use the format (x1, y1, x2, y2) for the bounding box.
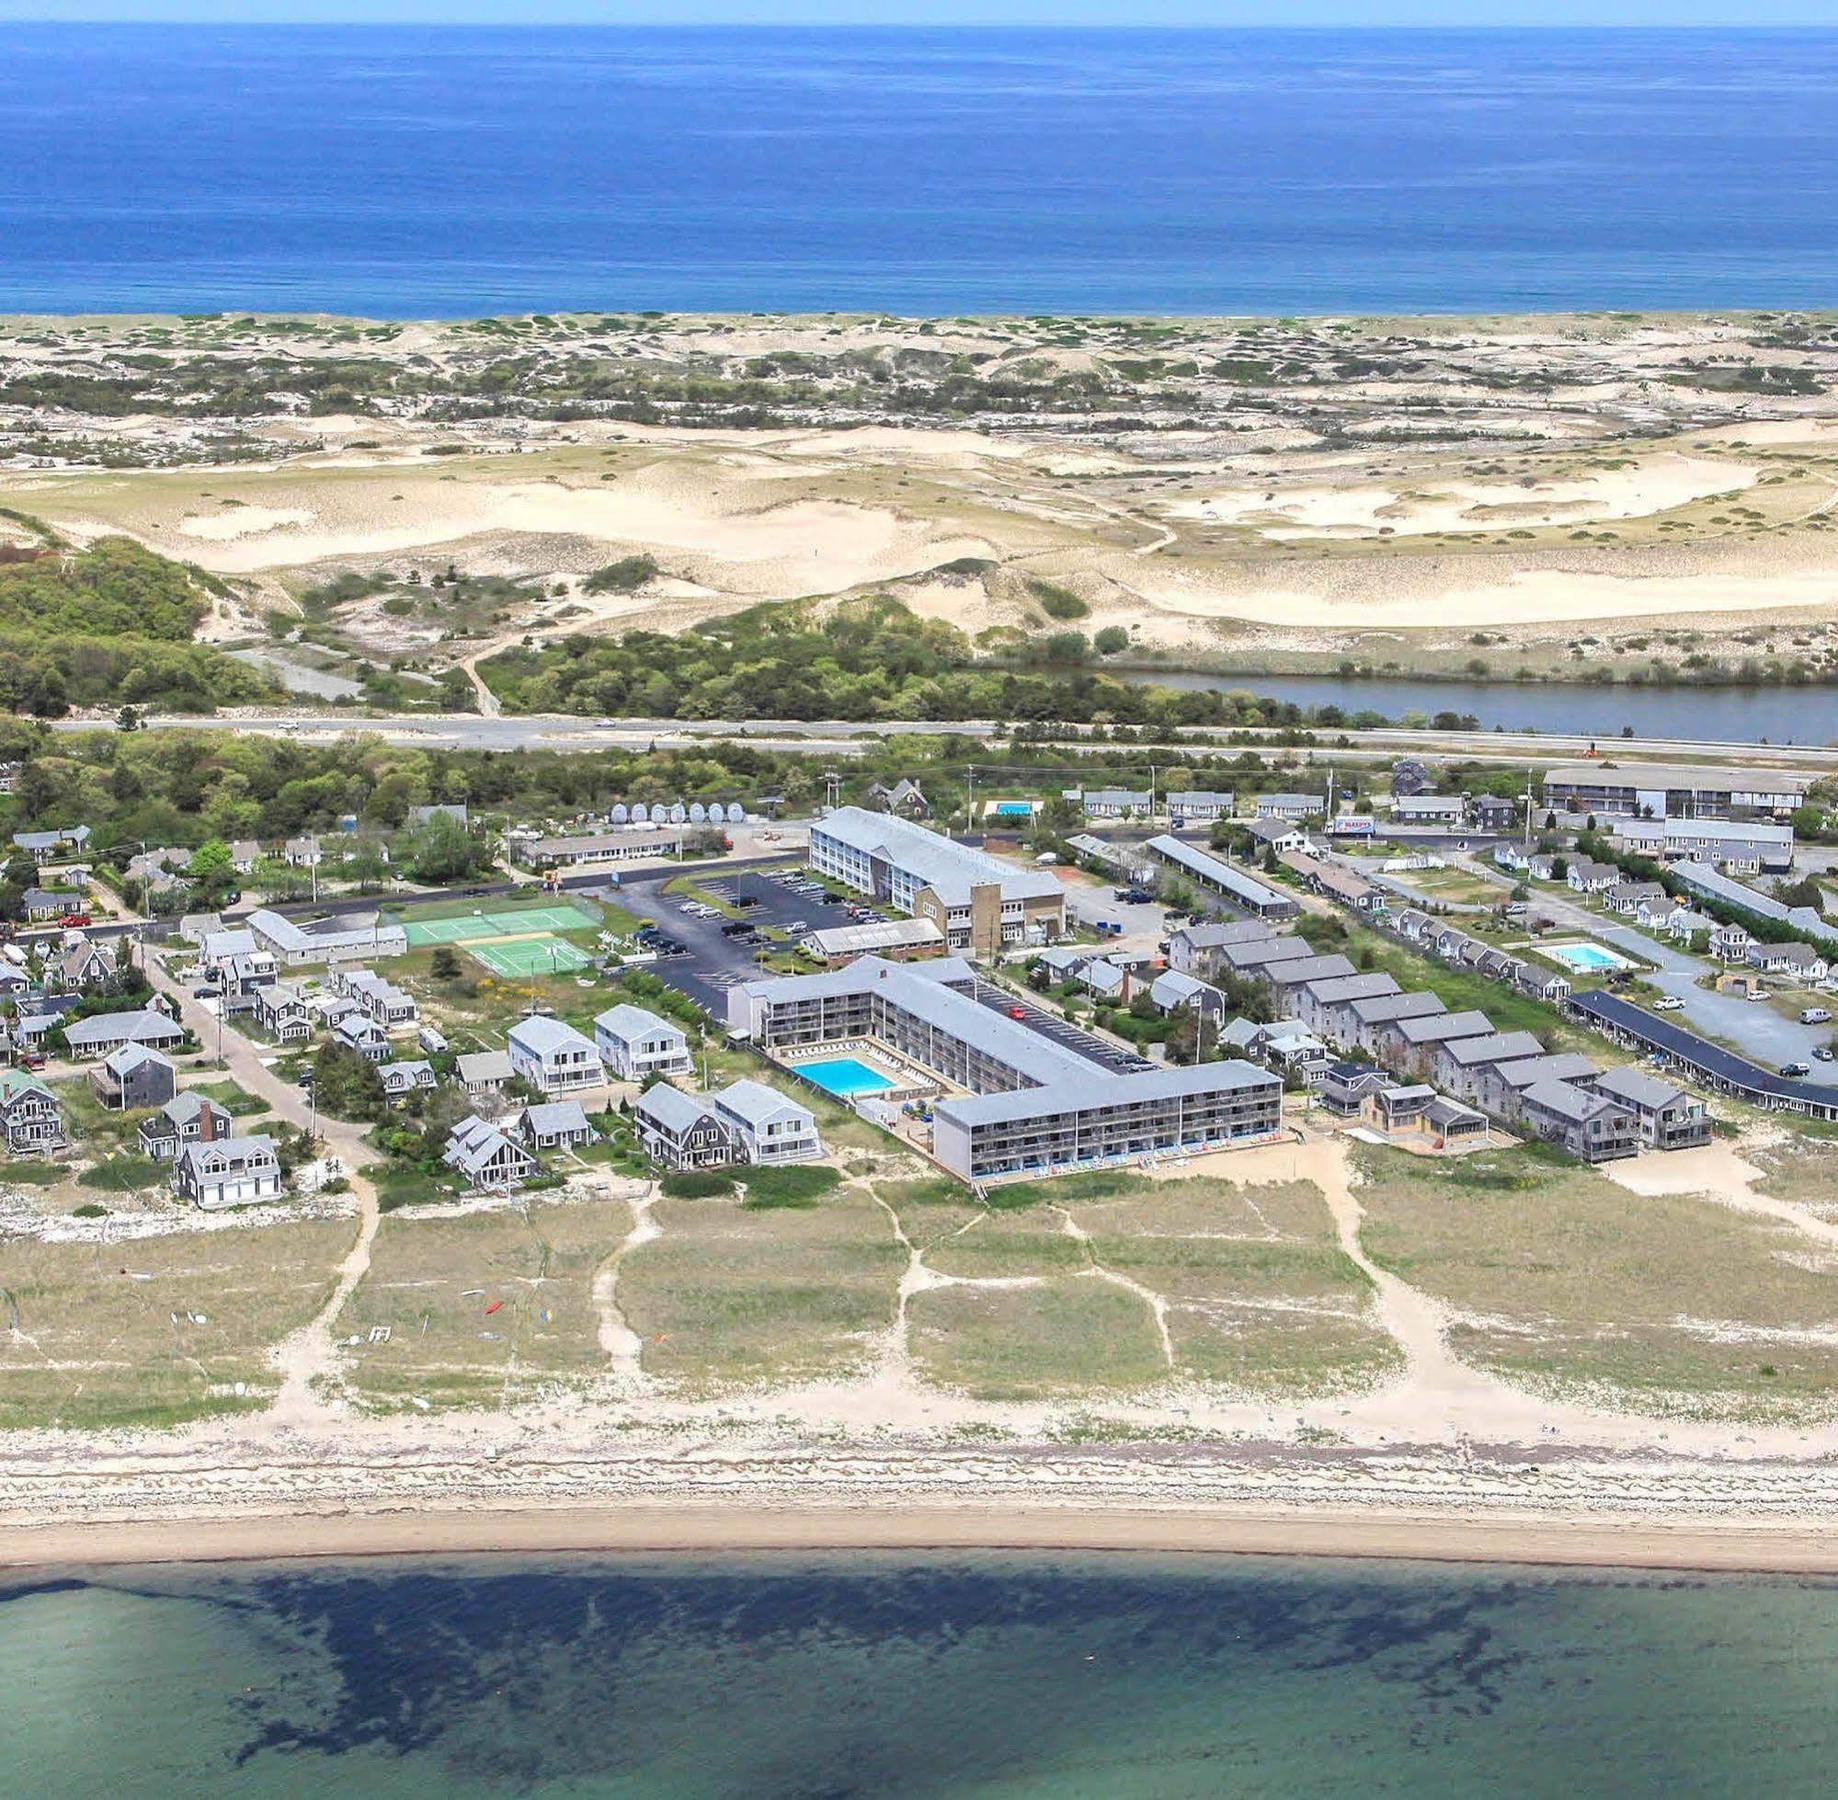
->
(51, 711, 1838, 770)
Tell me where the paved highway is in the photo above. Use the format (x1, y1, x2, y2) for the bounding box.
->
(49, 710, 1838, 772)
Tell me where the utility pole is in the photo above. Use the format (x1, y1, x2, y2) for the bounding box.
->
(966, 765, 976, 832)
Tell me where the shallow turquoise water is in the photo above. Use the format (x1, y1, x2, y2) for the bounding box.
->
(794, 1056, 897, 1098)
(8, 1551, 1838, 1796)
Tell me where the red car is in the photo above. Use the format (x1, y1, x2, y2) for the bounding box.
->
(58, 911, 90, 928)
(1006, 1005, 1027, 1020)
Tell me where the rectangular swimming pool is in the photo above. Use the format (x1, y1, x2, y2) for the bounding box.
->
(1546, 942, 1635, 975)
(794, 1056, 898, 1099)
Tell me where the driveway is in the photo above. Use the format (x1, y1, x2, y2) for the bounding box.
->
(1592, 924, 1838, 1084)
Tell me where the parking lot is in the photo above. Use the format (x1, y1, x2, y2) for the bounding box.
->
(606, 865, 877, 1016)
(967, 978, 1153, 1074)
(605, 864, 1150, 1074)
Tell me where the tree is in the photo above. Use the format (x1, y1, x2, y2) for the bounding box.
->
(0, 851, 33, 924)
(1093, 626, 1129, 656)
(189, 838, 233, 883)
(430, 944, 462, 980)
(310, 1041, 388, 1123)
(407, 813, 488, 884)
(116, 704, 143, 731)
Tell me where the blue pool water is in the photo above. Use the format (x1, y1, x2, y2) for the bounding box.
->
(1547, 942, 1634, 975)
(795, 1056, 897, 1099)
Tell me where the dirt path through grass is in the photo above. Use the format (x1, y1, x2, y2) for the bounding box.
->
(143, 945, 376, 1425)
(591, 1179, 662, 1387)
(1049, 1203, 1175, 1374)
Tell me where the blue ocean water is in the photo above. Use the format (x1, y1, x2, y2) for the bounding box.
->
(13, 1551, 1838, 1796)
(2, 25, 1837, 318)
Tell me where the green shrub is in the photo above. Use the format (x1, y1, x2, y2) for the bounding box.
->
(660, 1169, 736, 1199)
(738, 1164, 839, 1208)
(1029, 580, 1089, 621)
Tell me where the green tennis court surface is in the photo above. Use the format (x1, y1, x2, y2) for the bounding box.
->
(468, 936, 595, 977)
(400, 902, 599, 947)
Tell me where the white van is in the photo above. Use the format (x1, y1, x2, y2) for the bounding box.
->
(1799, 1006, 1832, 1026)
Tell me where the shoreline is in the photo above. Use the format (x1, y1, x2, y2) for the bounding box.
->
(16, 1498, 1838, 1579)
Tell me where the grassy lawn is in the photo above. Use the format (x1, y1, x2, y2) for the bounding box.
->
(1403, 865, 1508, 907)
(619, 1187, 902, 1395)
(1356, 1141, 1838, 1420)
(190, 1079, 273, 1118)
(662, 874, 740, 920)
(0, 1215, 358, 1429)
(337, 1194, 620, 1412)
(79, 1154, 165, 1194)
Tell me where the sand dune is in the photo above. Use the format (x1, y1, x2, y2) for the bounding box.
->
(1167, 452, 1761, 540)
(1120, 564, 1838, 630)
(101, 470, 1007, 599)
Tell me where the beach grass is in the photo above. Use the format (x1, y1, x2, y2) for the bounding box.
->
(619, 1188, 901, 1395)
(908, 1279, 1169, 1401)
(1356, 1142, 1838, 1420)
(0, 1215, 356, 1430)
(336, 1195, 617, 1412)
(1070, 1178, 1401, 1396)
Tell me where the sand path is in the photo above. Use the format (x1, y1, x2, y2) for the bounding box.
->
(591, 1181, 661, 1385)
(1050, 1203, 1175, 1373)
(141, 945, 376, 1425)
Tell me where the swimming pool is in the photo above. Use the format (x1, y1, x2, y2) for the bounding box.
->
(1546, 942, 1635, 975)
(794, 1056, 898, 1099)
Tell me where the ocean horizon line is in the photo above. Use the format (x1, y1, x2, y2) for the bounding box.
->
(6, 17, 1838, 30)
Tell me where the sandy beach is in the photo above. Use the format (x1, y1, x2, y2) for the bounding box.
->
(19, 1464, 1838, 1577)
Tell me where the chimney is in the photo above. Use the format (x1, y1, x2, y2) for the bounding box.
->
(199, 1103, 219, 1143)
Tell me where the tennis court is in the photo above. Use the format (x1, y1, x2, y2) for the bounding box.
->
(399, 902, 600, 948)
(467, 936, 595, 978)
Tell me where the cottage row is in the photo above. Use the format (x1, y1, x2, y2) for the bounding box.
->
(1187, 924, 1709, 1162)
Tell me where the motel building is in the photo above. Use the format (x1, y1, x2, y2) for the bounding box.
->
(729, 954, 1285, 1184)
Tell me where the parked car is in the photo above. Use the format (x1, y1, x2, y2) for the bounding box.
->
(58, 911, 90, 928)
(1781, 1061, 1812, 1079)
(1006, 1005, 1028, 1020)
(1814, 1046, 1835, 1063)
(1651, 996, 1685, 1012)
(1800, 1007, 1833, 1026)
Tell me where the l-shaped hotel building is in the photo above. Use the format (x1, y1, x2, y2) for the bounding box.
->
(729, 955, 1283, 1182)
(807, 807, 1067, 955)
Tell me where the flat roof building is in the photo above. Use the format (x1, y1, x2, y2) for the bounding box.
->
(1542, 761, 1809, 822)
(808, 807, 1066, 956)
(732, 956, 1281, 1183)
